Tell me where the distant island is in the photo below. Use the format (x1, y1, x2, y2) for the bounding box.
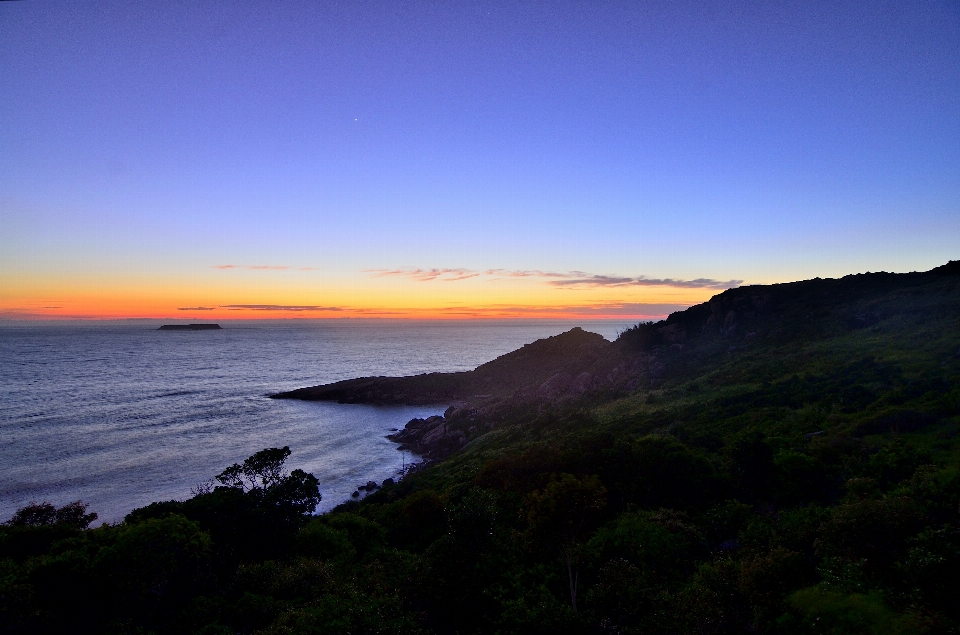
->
(157, 324, 222, 330)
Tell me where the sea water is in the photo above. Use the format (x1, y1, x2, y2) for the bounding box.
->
(0, 320, 631, 522)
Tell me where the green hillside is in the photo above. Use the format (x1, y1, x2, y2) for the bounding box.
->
(3, 263, 960, 635)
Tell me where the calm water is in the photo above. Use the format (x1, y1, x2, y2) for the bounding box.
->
(0, 320, 631, 523)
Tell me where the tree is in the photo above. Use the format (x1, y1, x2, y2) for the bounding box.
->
(214, 446, 321, 516)
(526, 473, 606, 612)
(216, 446, 295, 491)
(127, 447, 322, 564)
(6, 500, 97, 529)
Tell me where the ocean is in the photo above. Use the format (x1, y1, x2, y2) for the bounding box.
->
(0, 320, 632, 523)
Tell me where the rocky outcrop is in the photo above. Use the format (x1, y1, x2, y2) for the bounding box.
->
(388, 415, 468, 459)
(271, 327, 655, 460)
(271, 327, 640, 406)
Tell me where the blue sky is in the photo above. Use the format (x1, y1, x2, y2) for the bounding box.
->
(1, 0, 958, 318)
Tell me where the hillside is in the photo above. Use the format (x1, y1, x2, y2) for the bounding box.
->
(279, 262, 960, 407)
(276, 262, 960, 459)
(4, 261, 960, 635)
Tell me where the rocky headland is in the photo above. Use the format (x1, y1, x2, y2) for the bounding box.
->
(271, 326, 655, 458)
(272, 261, 960, 460)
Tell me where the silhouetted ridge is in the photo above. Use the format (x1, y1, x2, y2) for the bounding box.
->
(931, 259, 960, 275)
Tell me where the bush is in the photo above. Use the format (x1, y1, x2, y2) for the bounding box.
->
(786, 587, 933, 635)
(93, 514, 212, 619)
(296, 519, 355, 562)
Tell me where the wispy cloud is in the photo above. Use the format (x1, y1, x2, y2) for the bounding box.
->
(368, 267, 741, 290)
(219, 304, 342, 312)
(0, 308, 105, 320)
(177, 306, 216, 311)
(549, 275, 742, 289)
(433, 302, 689, 317)
(483, 269, 583, 279)
(367, 268, 480, 281)
(214, 265, 317, 271)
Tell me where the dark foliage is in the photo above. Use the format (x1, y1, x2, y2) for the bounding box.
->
(6, 501, 97, 530)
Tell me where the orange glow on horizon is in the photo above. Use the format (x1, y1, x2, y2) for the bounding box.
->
(0, 304, 686, 321)
(0, 269, 724, 321)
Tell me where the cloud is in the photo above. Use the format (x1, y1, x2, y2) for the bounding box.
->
(177, 306, 216, 311)
(550, 275, 742, 289)
(433, 302, 689, 317)
(549, 275, 635, 286)
(483, 269, 573, 278)
(219, 305, 343, 312)
(214, 265, 317, 271)
(0, 308, 101, 320)
(367, 268, 480, 281)
(368, 267, 741, 289)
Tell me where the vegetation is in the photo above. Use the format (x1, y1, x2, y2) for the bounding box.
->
(3, 265, 960, 634)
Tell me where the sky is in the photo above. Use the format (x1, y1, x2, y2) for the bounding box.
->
(1, 0, 958, 320)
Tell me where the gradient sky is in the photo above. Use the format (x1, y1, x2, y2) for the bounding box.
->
(2, 0, 958, 319)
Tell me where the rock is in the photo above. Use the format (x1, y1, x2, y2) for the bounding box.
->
(720, 310, 738, 337)
(351, 491, 360, 498)
(366, 481, 379, 490)
(382, 478, 394, 487)
(658, 323, 686, 342)
(723, 310, 737, 330)
(538, 372, 571, 397)
(386, 412, 469, 460)
(570, 371, 595, 394)
(421, 420, 450, 446)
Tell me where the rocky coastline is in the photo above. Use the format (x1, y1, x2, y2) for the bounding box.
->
(386, 409, 468, 459)
(272, 327, 658, 460)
